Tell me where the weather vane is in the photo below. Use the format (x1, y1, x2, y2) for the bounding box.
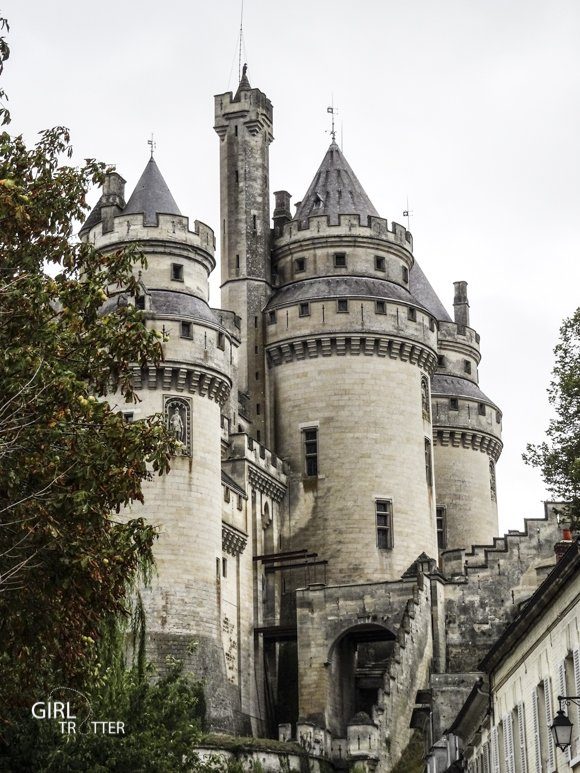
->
(147, 133, 156, 159)
(326, 102, 338, 143)
(403, 196, 413, 230)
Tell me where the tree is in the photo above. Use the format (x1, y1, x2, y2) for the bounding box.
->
(524, 308, 580, 525)
(0, 18, 176, 721)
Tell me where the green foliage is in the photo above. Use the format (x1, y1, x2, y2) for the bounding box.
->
(0, 16, 176, 720)
(524, 308, 580, 525)
(1, 658, 212, 772)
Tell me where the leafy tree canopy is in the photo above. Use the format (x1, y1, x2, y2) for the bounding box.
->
(524, 308, 580, 525)
(0, 16, 176, 721)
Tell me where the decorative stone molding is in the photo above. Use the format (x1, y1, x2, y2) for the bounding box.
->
(433, 428, 503, 462)
(131, 364, 231, 405)
(222, 523, 248, 556)
(266, 334, 437, 374)
(248, 467, 287, 503)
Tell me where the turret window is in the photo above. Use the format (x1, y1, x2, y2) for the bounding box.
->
(449, 398, 459, 411)
(429, 317, 435, 331)
(376, 500, 393, 550)
(268, 310, 276, 325)
(464, 360, 472, 374)
(180, 321, 193, 339)
(407, 307, 417, 322)
(375, 301, 387, 315)
(217, 332, 226, 350)
(299, 302, 310, 317)
(303, 427, 318, 477)
(333, 252, 347, 268)
(171, 263, 184, 282)
(478, 403, 486, 416)
(402, 266, 409, 283)
(425, 438, 433, 486)
(135, 295, 145, 310)
(295, 257, 306, 273)
(375, 256, 386, 272)
(436, 506, 447, 549)
(337, 299, 349, 313)
(438, 355, 446, 368)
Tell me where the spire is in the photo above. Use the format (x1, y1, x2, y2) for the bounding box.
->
(234, 62, 251, 100)
(123, 157, 181, 226)
(294, 142, 379, 225)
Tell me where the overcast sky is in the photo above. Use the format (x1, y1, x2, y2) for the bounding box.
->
(3, 0, 579, 534)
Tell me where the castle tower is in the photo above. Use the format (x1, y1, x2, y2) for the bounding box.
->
(431, 281, 502, 550)
(80, 159, 236, 730)
(267, 142, 439, 584)
(214, 69, 273, 444)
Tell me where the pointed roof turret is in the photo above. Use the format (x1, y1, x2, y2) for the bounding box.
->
(294, 141, 379, 225)
(123, 157, 181, 226)
(234, 63, 251, 101)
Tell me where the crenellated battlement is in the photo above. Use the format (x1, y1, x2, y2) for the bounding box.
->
(214, 87, 273, 140)
(274, 213, 413, 252)
(87, 212, 215, 259)
(438, 320, 481, 359)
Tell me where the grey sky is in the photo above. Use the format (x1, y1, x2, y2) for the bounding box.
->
(3, 0, 579, 533)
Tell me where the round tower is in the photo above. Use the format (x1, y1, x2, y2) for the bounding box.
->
(81, 160, 234, 729)
(267, 143, 439, 583)
(431, 281, 502, 550)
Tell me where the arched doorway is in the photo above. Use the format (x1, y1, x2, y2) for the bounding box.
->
(328, 624, 396, 736)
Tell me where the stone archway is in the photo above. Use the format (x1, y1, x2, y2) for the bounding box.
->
(327, 623, 396, 736)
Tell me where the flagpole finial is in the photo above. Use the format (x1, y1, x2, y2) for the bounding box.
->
(326, 104, 338, 143)
(147, 133, 156, 159)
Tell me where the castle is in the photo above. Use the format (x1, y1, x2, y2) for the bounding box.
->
(80, 70, 564, 771)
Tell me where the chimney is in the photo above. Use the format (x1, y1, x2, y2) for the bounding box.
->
(273, 190, 292, 235)
(453, 281, 470, 327)
(554, 528, 574, 562)
(101, 170, 126, 234)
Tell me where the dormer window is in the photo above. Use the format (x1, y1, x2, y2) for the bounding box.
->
(313, 193, 324, 209)
(172, 263, 184, 282)
(135, 295, 145, 310)
(334, 253, 347, 268)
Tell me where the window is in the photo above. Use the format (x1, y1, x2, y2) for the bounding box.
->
(299, 302, 310, 317)
(135, 295, 145, 310)
(438, 355, 445, 368)
(234, 170, 239, 183)
(256, 403, 261, 415)
(295, 257, 306, 273)
(268, 310, 276, 325)
(180, 321, 192, 339)
(252, 214, 257, 231)
(375, 300, 386, 315)
(425, 438, 433, 486)
(122, 412, 134, 423)
(237, 494, 243, 511)
(402, 266, 409, 283)
(217, 332, 225, 350)
(436, 506, 446, 549)
(421, 376, 430, 421)
(464, 360, 472, 374)
(496, 411, 502, 424)
(172, 263, 184, 281)
(337, 299, 349, 313)
(449, 398, 459, 411)
(334, 252, 347, 268)
(490, 461, 497, 501)
(376, 500, 393, 549)
(235, 254, 240, 269)
(222, 558, 227, 578)
(407, 307, 417, 322)
(303, 427, 318, 476)
(224, 487, 230, 503)
(478, 403, 486, 416)
(429, 317, 435, 331)
(255, 371, 260, 381)
(375, 256, 385, 272)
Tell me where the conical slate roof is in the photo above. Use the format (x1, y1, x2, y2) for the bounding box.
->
(409, 260, 452, 322)
(294, 141, 379, 225)
(234, 64, 251, 100)
(123, 157, 181, 226)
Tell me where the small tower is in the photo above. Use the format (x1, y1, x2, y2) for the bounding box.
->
(81, 159, 235, 730)
(431, 281, 502, 550)
(214, 68, 273, 443)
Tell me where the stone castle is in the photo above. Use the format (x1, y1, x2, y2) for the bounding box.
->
(80, 70, 563, 771)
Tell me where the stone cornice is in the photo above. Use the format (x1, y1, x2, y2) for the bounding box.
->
(433, 427, 503, 462)
(131, 364, 231, 405)
(266, 334, 437, 374)
(248, 466, 287, 502)
(222, 522, 248, 557)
